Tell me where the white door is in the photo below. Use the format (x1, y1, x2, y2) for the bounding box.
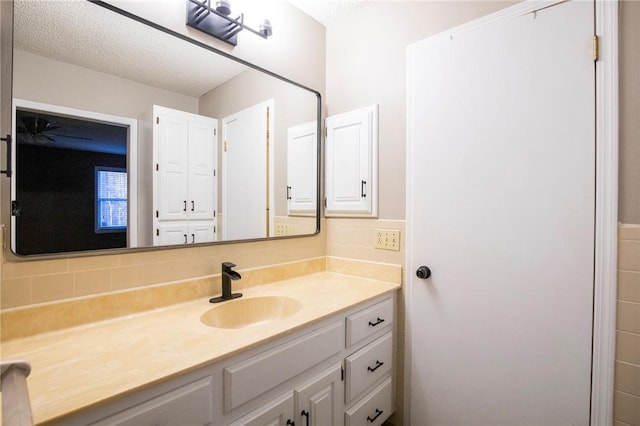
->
(325, 105, 378, 217)
(287, 122, 317, 215)
(157, 113, 189, 221)
(407, 2, 595, 425)
(222, 101, 273, 240)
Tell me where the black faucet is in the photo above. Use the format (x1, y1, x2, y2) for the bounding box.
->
(210, 262, 243, 303)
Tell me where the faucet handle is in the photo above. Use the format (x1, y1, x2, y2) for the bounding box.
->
(222, 262, 236, 270)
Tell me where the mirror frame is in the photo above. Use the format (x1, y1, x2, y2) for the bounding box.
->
(4, 0, 322, 260)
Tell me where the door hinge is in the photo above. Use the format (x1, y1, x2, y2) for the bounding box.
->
(593, 35, 600, 62)
(156, 163, 159, 171)
(214, 225, 216, 233)
(224, 141, 227, 152)
(341, 366, 344, 381)
(214, 128, 217, 136)
(325, 127, 328, 138)
(324, 197, 327, 208)
(156, 116, 159, 124)
(156, 228, 159, 236)
(214, 210, 216, 218)
(156, 210, 159, 218)
(213, 169, 216, 177)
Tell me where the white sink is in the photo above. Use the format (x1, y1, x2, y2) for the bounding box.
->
(200, 296, 302, 329)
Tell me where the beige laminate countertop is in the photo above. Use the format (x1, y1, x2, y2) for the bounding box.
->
(1, 272, 400, 425)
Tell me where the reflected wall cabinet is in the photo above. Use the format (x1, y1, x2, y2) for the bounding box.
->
(325, 105, 378, 218)
(138, 105, 218, 246)
(287, 121, 318, 216)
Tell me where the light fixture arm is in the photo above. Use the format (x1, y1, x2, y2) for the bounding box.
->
(186, 0, 271, 46)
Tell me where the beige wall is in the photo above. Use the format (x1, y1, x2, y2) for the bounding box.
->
(13, 50, 199, 117)
(199, 68, 317, 218)
(325, 1, 514, 220)
(619, 0, 640, 225)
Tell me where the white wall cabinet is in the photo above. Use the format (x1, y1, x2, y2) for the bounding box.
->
(138, 105, 217, 246)
(287, 122, 318, 216)
(325, 105, 378, 218)
(59, 294, 396, 426)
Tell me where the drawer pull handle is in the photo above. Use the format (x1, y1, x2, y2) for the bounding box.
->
(368, 317, 385, 327)
(301, 410, 309, 426)
(286, 420, 295, 426)
(367, 408, 383, 423)
(367, 360, 384, 372)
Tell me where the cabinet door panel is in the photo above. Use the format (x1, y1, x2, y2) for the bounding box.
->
(295, 364, 343, 426)
(188, 120, 216, 220)
(228, 393, 294, 426)
(287, 122, 317, 215)
(157, 113, 189, 221)
(156, 223, 188, 246)
(325, 105, 377, 217)
(189, 222, 215, 244)
(90, 377, 213, 426)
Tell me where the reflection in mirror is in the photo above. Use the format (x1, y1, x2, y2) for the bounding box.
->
(10, 0, 320, 257)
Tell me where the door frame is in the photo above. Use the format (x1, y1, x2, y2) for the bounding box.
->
(403, 1, 619, 424)
(11, 98, 139, 250)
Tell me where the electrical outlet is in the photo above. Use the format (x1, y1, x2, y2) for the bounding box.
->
(275, 223, 288, 236)
(375, 229, 400, 251)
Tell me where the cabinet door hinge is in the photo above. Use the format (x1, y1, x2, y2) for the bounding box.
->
(214, 225, 216, 233)
(155, 210, 159, 218)
(156, 116, 159, 124)
(593, 35, 600, 62)
(341, 366, 344, 381)
(224, 141, 228, 152)
(156, 163, 159, 171)
(156, 228, 159, 236)
(324, 198, 327, 208)
(214, 210, 216, 218)
(213, 169, 216, 177)
(214, 128, 217, 136)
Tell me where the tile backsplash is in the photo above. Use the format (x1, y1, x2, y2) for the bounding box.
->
(1, 223, 326, 309)
(615, 224, 640, 426)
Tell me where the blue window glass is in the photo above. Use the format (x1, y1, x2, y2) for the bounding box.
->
(96, 167, 127, 232)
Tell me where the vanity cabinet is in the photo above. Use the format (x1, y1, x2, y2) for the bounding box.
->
(325, 105, 378, 218)
(56, 294, 396, 426)
(138, 105, 218, 246)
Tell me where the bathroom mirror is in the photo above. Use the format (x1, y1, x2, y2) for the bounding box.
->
(8, 0, 320, 257)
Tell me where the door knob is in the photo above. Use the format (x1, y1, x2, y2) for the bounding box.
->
(416, 265, 431, 279)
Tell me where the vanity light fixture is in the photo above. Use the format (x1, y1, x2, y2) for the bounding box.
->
(186, 0, 273, 46)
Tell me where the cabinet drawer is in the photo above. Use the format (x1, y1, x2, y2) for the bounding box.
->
(345, 332, 392, 402)
(345, 377, 392, 426)
(346, 298, 393, 347)
(90, 376, 213, 426)
(224, 321, 343, 412)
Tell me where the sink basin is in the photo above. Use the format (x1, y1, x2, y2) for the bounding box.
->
(200, 296, 302, 329)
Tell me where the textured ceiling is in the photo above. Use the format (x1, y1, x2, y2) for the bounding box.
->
(287, 0, 372, 26)
(14, 0, 248, 98)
